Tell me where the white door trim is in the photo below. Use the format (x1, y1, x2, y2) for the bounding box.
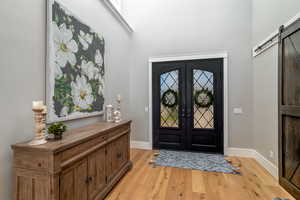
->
(148, 53, 229, 151)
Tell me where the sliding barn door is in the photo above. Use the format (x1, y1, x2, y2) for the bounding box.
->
(279, 19, 300, 199)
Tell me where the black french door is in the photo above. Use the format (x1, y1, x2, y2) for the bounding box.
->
(152, 59, 223, 153)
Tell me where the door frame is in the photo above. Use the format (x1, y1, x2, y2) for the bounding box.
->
(148, 53, 228, 152)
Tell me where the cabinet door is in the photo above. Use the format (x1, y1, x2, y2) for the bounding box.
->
(88, 147, 106, 200)
(116, 134, 129, 168)
(13, 169, 51, 200)
(106, 133, 129, 181)
(60, 159, 88, 200)
(106, 140, 117, 182)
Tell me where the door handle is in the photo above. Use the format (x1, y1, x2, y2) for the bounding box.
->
(181, 108, 185, 118)
(186, 109, 192, 118)
(182, 108, 192, 118)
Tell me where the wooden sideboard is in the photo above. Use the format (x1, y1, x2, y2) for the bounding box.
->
(11, 120, 132, 200)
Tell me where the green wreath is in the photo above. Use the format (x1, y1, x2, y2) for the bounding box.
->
(161, 89, 178, 108)
(194, 89, 214, 108)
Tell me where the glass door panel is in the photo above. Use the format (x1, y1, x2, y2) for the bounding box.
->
(160, 70, 179, 128)
(193, 70, 214, 129)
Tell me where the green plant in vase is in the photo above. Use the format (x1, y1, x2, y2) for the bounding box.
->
(47, 122, 67, 140)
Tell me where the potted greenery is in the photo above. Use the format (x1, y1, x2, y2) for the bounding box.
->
(47, 122, 67, 140)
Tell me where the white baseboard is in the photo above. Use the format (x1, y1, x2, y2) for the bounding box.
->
(225, 147, 278, 179)
(225, 147, 256, 157)
(130, 140, 152, 150)
(253, 150, 279, 179)
(130, 143, 278, 179)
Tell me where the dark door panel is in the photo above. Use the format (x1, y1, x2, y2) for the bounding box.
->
(279, 19, 300, 199)
(186, 59, 223, 153)
(152, 59, 223, 153)
(153, 61, 186, 150)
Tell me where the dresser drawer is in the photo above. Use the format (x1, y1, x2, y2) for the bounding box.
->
(13, 150, 50, 172)
(108, 124, 130, 139)
(61, 134, 107, 163)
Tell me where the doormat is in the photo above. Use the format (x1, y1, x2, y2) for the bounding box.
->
(153, 150, 240, 174)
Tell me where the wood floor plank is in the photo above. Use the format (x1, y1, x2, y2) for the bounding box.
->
(105, 149, 296, 200)
(150, 167, 172, 200)
(165, 168, 186, 200)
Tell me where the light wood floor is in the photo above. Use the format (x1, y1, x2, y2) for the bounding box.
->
(105, 149, 295, 200)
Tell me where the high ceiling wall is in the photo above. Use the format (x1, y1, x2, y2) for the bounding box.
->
(252, 0, 300, 165)
(124, 0, 254, 148)
(0, 0, 132, 199)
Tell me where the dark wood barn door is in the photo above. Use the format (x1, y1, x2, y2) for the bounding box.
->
(279, 19, 300, 199)
(152, 59, 223, 153)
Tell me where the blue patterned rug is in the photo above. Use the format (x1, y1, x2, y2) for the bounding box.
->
(154, 150, 240, 174)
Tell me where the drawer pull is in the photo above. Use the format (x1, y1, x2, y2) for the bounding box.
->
(85, 176, 93, 184)
(85, 177, 89, 184)
(117, 152, 122, 159)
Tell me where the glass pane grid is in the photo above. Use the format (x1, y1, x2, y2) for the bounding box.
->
(160, 71, 179, 128)
(194, 106, 214, 128)
(193, 69, 214, 129)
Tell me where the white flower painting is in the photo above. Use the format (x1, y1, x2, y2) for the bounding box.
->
(80, 60, 99, 80)
(47, 0, 105, 122)
(78, 30, 93, 51)
(95, 49, 104, 66)
(71, 76, 94, 110)
(53, 23, 78, 67)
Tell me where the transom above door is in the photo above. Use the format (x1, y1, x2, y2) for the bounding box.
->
(152, 59, 224, 153)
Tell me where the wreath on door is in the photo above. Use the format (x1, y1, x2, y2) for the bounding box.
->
(161, 89, 178, 108)
(194, 89, 214, 108)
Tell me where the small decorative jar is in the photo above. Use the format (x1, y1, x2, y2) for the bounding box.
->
(105, 105, 114, 122)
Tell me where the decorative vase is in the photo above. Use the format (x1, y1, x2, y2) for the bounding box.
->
(113, 95, 122, 123)
(113, 110, 122, 123)
(105, 104, 114, 122)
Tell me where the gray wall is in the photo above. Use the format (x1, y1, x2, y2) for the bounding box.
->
(252, 0, 300, 165)
(0, 0, 132, 199)
(124, 0, 254, 148)
(2, 0, 300, 198)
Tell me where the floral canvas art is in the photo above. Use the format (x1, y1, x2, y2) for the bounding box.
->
(47, 0, 105, 122)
